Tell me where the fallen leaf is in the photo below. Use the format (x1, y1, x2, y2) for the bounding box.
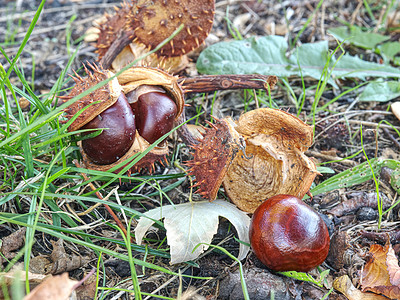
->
(49, 239, 90, 274)
(325, 231, 349, 270)
(135, 200, 250, 264)
(0, 227, 26, 264)
(386, 245, 400, 285)
(361, 244, 391, 287)
(23, 273, 77, 300)
(29, 256, 52, 274)
(0, 270, 48, 299)
(75, 270, 97, 300)
(361, 242, 400, 299)
(333, 275, 387, 300)
(197, 36, 400, 89)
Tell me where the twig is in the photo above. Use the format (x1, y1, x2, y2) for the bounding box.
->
(180, 74, 278, 94)
(383, 127, 400, 150)
(176, 74, 278, 146)
(306, 150, 357, 167)
(347, 120, 400, 130)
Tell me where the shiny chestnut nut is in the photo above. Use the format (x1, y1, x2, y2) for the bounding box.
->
(128, 85, 177, 144)
(249, 194, 330, 272)
(81, 93, 136, 165)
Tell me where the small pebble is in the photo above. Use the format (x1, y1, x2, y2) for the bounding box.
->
(356, 207, 378, 221)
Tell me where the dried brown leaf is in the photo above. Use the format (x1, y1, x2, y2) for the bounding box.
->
(361, 244, 392, 288)
(49, 239, 90, 274)
(29, 256, 52, 274)
(326, 231, 350, 270)
(328, 192, 390, 217)
(0, 227, 26, 264)
(387, 245, 400, 285)
(0, 270, 48, 298)
(75, 271, 97, 300)
(23, 273, 77, 300)
(333, 275, 387, 300)
(361, 242, 400, 299)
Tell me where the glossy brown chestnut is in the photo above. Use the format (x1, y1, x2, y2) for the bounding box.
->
(249, 194, 330, 272)
(131, 88, 177, 144)
(81, 93, 136, 165)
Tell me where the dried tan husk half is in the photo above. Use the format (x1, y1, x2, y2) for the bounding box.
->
(222, 108, 319, 213)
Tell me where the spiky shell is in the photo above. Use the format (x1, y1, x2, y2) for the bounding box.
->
(185, 118, 243, 200)
(95, 0, 214, 67)
(222, 108, 319, 213)
(96, 2, 136, 60)
(64, 65, 122, 132)
(134, 0, 215, 57)
(117, 66, 184, 119)
(64, 65, 185, 175)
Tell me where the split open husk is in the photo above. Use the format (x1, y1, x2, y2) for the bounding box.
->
(64, 65, 185, 173)
(188, 108, 319, 213)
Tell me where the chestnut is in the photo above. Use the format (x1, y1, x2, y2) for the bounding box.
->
(249, 194, 330, 272)
(129, 85, 177, 144)
(81, 93, 136, 165)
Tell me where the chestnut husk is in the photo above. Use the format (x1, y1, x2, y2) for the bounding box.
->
(223, 108, 319, 213)
(65, 65, 185, 173)
(187, 108, 319, 213)
(92, 0, 214, 70)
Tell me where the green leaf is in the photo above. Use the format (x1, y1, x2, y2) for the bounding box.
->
(279, 269, 329, 288)
(359, 80, 400, 102)
(328, 26, 390, 49)
(378, 42, 400, 61)
(333, 55, 400, 79)
(197, 36, 400, 87)
(311, 159, 400, 197)
(317, 166, 336, 174)
(390, 168, 400, 194)
(197, 36, 293, 76)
